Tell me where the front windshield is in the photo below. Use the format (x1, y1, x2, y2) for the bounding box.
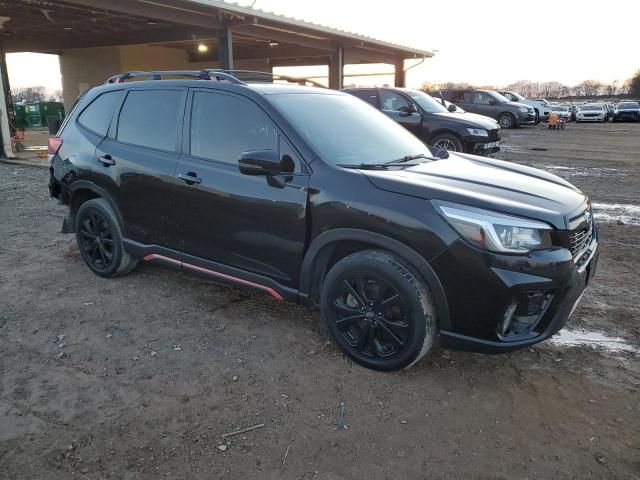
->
(488, 91, 510, 103)
(506, 92, 523, 101)
(552, 106, 568, 112)
(271, 93, 432, 166)
(618, 101, 640, 109)
(405, 90, 448, 113)
(582, 105, 603, 111)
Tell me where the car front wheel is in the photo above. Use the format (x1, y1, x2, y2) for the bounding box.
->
(431, 133, 463, 152)
(498, 113, 516, 129)
(320, 250, 436, 371)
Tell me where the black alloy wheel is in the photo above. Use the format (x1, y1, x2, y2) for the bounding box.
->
(321, 250, 436, 371)
(75, 198, 138, 277)
(79, 210, 114, 271)
(330, 273, 412, 359)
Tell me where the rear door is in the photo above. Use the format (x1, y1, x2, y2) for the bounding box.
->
(95, 88, 186, 247)
(172, 89, 309, 287)
(379, 89, 422, 135)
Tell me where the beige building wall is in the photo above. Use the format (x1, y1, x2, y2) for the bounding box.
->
(59, 44, 272, 111)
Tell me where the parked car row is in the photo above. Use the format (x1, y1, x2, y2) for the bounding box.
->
(552, 101, 640, 123)
(48, 69, 598, 371)
(342, 87, 501, 155)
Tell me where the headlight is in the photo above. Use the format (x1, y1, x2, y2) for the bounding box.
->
(467, 128, 488, 136)
(519, 107, 529, 113)
(435, 202, 553, 253)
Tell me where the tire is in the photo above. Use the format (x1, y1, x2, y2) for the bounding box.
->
(75, 198, 138, 278)
(498, 113, 516, 129)
(533, 109, 540, 125)
(430, 133, 463, 153)
(320, 250, 436, 371)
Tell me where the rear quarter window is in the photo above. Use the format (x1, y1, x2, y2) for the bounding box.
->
(77, 90, 124, 136)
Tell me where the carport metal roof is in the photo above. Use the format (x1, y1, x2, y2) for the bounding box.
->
(0, 0, 432, 83)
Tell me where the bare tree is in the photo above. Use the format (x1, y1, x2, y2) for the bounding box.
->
(11, 86, 47, 103)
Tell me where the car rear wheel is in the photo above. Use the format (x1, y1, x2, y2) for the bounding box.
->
(320, 250, 436, 371)
(498, 113, 516, 129)
(534, 109, 540, 125)
(75, 198, 138, 278)
(431, 133, 463, 152)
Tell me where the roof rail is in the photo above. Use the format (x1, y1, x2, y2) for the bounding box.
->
(103, 69, 326, 88)
(104, 69, 246, 85)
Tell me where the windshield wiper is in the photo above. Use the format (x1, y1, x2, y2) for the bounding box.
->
(336, 162, 421, 169)
(386, 153, 439, 164)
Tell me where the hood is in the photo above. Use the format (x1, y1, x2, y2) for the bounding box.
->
(430, 111, 499, 130)
(510, 101, 533, 111)
(361, 153, 587, 229)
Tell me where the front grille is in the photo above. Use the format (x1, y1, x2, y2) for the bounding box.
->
(582, 113, 599, 117)
(488, 129, 500, 141)
(569, 223, 594, 257)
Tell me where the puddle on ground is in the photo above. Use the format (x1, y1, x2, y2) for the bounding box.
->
(524, 164, 627, 178)
(592, 203, 640, 226)
(550, 328, 638, 354)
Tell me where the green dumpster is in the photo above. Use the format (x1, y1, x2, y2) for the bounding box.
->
(25, 103, 42, 127)
(13, 104, 26, 129)
(40, 101, 65, 126)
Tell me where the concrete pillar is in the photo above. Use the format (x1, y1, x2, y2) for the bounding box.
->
(217, 28, 234, 70)
(394, 57, 406, 88)
(0, 49, 14, 158)
(328, 46, 344, 90)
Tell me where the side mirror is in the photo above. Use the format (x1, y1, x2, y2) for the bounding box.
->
(238, 149, 282, 175)
(448, 104, 457, 112)
(430, 145, 450, 159)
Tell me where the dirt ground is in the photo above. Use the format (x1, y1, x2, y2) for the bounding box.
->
(1, 122, 639, 479)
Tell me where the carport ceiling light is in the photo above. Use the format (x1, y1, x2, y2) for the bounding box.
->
(197, 44, 209, 53)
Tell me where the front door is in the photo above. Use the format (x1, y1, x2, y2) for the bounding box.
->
(379, 89, 422, 135)
(173, 89, 309, 287)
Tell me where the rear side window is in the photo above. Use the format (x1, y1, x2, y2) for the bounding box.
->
(350, 90, 379, 108)
(190, 91, 277, 164)
(77, 90, 124, 136)
(117, 90, 183, 151)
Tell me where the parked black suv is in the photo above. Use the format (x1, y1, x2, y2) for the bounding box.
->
(613, 101, 640, 122)
(342, 87, 501, 155)
(49, 70, 598, 371)
(438, 89, 536, 128)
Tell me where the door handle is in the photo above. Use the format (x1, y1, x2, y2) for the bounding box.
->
(178, 172, 202, 185)
(98, 154, 115, 166)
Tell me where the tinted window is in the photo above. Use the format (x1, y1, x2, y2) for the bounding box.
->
(380, 90, 412, 111)
(271, 93, 432, 166)
(451, 91, 466, 102)
(190, 92, 278, 163)
(117, 90, 183, 151)
(78, 90, 124, 136)
(350, 89, 379, 108)
(405, 90, 448, 113)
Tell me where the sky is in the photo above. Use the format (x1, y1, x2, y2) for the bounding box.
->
(6, 0, 640, 92)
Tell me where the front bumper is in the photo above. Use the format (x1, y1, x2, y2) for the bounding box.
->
(517, 112, 537, 125)
(431, 227, 598, 353)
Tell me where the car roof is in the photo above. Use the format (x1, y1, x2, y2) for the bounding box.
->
(91, 79, 340, 97)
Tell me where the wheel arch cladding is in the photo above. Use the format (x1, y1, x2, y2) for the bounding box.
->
(68, 181, 124, 232)
(299, 228, 451, 330)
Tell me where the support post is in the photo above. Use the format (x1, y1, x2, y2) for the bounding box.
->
(217, 27, 234, 70)
(0, 48, 14, 158)
(394, 57, 406, 88)
(328, 46, 344, 90)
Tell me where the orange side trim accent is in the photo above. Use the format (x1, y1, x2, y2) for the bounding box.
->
(143, 253, 284, 301)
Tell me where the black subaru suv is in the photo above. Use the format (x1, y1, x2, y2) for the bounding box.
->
(342, 87, 501, 155)
(48, 70, 598, 371)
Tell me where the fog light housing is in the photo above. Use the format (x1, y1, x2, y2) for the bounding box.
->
(498, 291, 553, 340)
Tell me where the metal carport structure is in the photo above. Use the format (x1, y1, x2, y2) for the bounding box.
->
(0, 0, 433, 157)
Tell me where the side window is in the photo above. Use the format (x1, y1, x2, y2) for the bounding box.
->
(116, 90, 183, 151)
(452, 91, 466, 103)
(77, 90, 124, 136)
(190, 91, 278, 164)
(462, 92, 476, 103)
(379, 90, 412, 111)
(351, 90, 380, 108)
(476, 93, 494, 105)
